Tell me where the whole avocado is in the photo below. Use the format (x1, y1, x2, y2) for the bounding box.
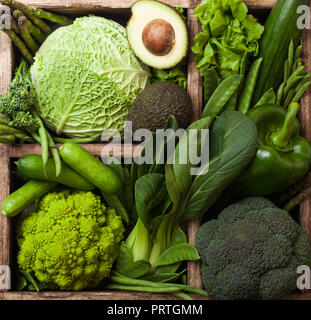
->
(127, 81, 192, 132)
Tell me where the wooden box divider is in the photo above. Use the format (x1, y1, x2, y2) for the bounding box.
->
(0, 0, 310, 300)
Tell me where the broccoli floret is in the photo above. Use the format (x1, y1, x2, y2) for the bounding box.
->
(238, 197, 275, 210)
(196, 197, 311, 300)
(16, 190, 124, 291)
(0, 60, 39, 131)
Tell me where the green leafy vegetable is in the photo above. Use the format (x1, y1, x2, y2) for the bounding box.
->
(111, 111, 257, 300)
(30, 16, 150, 138)
(150, 60, 187, 90)
(192, 0, 264, 80)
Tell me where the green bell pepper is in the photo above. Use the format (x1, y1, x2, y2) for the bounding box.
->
(231, 102, 311, 196)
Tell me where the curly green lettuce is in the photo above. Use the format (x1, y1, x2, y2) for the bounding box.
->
(192, 0, 264, 80)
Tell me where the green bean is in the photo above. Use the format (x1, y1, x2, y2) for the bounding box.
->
(46, 131, 61, 178)
(162, 283, 209, 296)
(14, 133, 35, 142)
(284, 75, 304, 98)
(32, 113, 48, 170)
(293, 58, 302, 73)
(284, 60, 290, 83)
(295, 74, 311, 94)
(171, 292, 194, 300)
(202, 74, 242, 119)
(0, 135, 16, 144)
(53, 133, 101, 144)
(291, 65, 306, 78)
(0, 119, 10, 125)
(284, 89, 296, 108)
(30, 132, 41, 144)
(237, 58, 262, 114)
(287, 39, 295, 76)
(276, 82, 286, 105)
(239, 52, 248, 90)
(111, 275, 167, 288)
(106, 284, 182, 294)
(292, 81, 311, 103)
(240, 52, 248, 78)
(254, 88, 276, 108)
(0, 124, 28, 136)
(295, 44, 303, 61)
(203, 70, 219, 105)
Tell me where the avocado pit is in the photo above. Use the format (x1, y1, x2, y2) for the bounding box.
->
(142, 19, 175, 56)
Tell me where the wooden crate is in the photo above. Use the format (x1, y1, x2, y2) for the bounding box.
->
(0, 0, 310, 300)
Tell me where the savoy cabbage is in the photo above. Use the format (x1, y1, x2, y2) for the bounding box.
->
(31, 16, 150, 138)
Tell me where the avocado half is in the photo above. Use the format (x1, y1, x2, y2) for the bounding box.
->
(127, 0, 189, 69)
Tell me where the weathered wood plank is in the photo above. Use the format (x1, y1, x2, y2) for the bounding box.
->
(0, 32, 13, 96)
(8, 143, 143, 158)
(300, 28, 311, 244)
(0, 145, 11, 286)
(6, 0, 196, 9)
(0, 30, 13, 292)
(3, 0, 277, 10)
(186, 9, 203, 289)
(0, 291, 211, 300)
(0, 290, 310, 300)
(187, 9, 202, 122)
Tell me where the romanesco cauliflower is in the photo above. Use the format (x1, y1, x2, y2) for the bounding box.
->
(16, 190, 124, 291)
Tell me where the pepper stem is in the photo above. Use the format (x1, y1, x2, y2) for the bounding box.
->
(270, 102, 300, 151)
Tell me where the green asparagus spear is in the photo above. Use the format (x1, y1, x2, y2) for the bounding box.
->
(13, 10, 45, 44)
(17, 16, 39, 55)
(1, 20, 33, 64)
(2, 0, 51, 33)
(31, 8, 72, 25)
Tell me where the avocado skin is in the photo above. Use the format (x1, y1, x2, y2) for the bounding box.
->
(127, 81, 193, 132)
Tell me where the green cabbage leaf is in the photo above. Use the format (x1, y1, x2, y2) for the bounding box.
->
(31, 16, 150, 138)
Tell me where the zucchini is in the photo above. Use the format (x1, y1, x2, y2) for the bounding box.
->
(16, 154, 95, 191)
(2, 180, 57, 217)
(252, 0, 309, 104)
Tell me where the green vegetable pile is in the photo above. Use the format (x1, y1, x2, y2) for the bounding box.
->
(2, 0, 311, 302)
(17, 190, 124, 291)
(196, 197, 311, 300)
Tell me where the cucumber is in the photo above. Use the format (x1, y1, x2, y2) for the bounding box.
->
(60, 143, 123, 195)
(2, 180, 57, 217)
(252, 0, 309, 104)
(16, 154, 95, 191)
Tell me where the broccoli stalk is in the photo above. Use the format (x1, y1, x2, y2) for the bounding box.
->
(0, 60, 61, 174)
